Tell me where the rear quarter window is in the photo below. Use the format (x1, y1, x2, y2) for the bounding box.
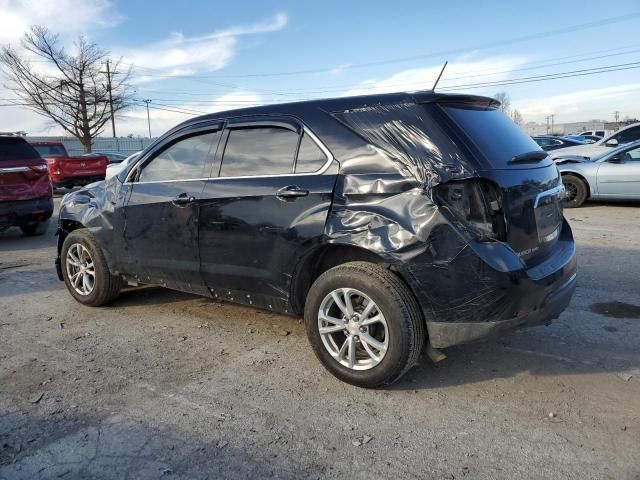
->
(0, 137, 41, 162)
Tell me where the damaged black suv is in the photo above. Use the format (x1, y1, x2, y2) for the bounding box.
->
(56, 92, 577, 387)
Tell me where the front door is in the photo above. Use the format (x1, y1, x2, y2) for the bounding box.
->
(121, 127, 222, 294)
(198, 120, 337, 311)
(597, 145, 640, 198)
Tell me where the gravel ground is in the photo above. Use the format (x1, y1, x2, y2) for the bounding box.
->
(1, 197, 639, 480)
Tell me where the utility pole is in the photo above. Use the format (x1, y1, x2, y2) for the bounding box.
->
(143, 99, 152, 138)
(550, 114, 555, 134)
(104, 60, 116, 138)
(545, 115, 550, 134)
(614, 110, 620, 127)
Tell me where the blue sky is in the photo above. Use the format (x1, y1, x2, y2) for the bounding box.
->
(2, 0, 640, 136)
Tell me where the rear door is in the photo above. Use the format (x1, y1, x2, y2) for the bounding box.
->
(198, 118, 337, 311)
(121, 124, 222, 294)
(597, 145, 640, 197)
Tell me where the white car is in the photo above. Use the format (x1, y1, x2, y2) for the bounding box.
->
(105, 152, 141, 180)
(550, 122, 640, 159)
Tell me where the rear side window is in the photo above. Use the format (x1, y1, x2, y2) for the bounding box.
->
(443, 106, 542, 168)
(295, 132, 327, 173)
(0, 137, 41, 162)
(220, 127, 298, 177)
(334, 103, 473, 184)
(139, 131, 220, 182)
(32, 144, 66, 156)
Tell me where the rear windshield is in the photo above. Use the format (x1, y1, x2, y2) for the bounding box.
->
(32, 144, 67, 156)
(0, 137, 41, 162)
(443, 106, 543, 168)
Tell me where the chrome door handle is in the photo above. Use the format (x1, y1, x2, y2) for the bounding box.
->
(276, 185, 309, 199)
(172, 193, 195, 207)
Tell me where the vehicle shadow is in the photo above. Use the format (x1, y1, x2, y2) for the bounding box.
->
(0, 411, 300, 479)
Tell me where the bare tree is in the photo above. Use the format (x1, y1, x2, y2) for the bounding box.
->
(511, 108, 524, 126)
(493, 91, 511, 115)
(0, 26, 133, 152)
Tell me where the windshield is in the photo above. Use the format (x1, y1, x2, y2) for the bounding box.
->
(0, 137, 41, 162)
(33, 144, 66, 156)
(107, 152, 140, 180)
(443, 106, 546, 169)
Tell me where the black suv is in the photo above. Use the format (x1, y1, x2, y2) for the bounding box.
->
(55, 92, 577, 387)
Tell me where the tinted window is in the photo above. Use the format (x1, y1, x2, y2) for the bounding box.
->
(220, 127, 298, 177)
(443, 106, 542, 168)
(615, 126, 640, 144)
(295, 133, 327, 173)
(139, 131, 220, 182)
(32, 144, 66, 156)
(0, 137, 41, 162)
(596, 131, 605, 137)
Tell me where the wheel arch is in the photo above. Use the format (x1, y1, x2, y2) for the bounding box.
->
(289, 244, 389, 315)
(561, 171, 591, 198)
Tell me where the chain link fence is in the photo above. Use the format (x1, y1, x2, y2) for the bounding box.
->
(24, 136, 157, 157)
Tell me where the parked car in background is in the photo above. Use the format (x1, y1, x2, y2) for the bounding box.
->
(30, 141, 108, 189)
(550, 122, 640, 159)
(54, 91, 576, 387)
(564, 134, 599, 144)
(555, 140, 640, 207)
(83, 152, 128, 164)
(579, 129, 609, 138)
(532, 135, 586, 151)
(0, 135, 53, 235)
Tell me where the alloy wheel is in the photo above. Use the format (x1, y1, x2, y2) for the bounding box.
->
(318, 288, 389, 370)
(66, 243, 96, 296)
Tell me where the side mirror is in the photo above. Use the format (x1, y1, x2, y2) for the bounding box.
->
(605, 138, 619, 147)
(607, 156, 622, 163)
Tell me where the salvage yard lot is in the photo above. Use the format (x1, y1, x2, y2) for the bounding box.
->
(1, 198, 639, 480)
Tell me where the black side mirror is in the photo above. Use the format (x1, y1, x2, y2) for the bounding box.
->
(607, 156, 622, 163)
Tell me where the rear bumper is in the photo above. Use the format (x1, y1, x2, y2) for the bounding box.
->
(52, 176, 104, 188)
(0, 197, 53, 227)
(402, 219, 578, 348)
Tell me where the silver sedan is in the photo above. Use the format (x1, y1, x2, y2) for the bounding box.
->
(556, 140, 640, 207)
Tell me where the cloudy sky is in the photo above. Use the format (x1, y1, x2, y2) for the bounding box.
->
(1, 0, 639, 137)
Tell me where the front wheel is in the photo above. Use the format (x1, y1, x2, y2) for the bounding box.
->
(61, 229, 122, 306)
(20, 218, 50, 236)
(304, 262, 425, 388)
(562, 175, 588, 208)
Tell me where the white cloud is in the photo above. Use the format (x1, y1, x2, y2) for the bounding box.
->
(123, 13, 288, 81)
(342, 57, 528, 97)
(515, 83, 640, 122)
(0, 0, 121, 44)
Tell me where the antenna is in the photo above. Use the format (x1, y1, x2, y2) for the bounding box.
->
(432, 61, 448, 91)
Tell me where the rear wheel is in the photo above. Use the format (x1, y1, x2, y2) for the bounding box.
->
(20, 218, 50, 236)
(61, 229, 122, 306)
(304, 262, 425, 388)
(562, 175, 588, 208)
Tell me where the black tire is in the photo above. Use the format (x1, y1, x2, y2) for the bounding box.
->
(562, 175, 588, 208)
(304, 261, 425, 388)
(20, 218, 50, 236)
(61, 228, 122, 306)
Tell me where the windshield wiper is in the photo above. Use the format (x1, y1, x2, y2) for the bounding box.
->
(508, 151, 549, 164)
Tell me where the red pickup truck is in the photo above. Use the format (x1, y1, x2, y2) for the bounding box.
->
(30, 141, 108, 189)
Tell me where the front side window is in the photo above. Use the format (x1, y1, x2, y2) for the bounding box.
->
(622, 146, 640, 161)
(219, 127, 298, 177)
(139, 131, 220, 182)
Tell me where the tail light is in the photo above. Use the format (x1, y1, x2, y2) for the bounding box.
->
(46, 157, 61, 175)
(434, 179, 506, 241)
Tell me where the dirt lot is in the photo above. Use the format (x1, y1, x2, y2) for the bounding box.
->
(1, 196, 639, 480)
